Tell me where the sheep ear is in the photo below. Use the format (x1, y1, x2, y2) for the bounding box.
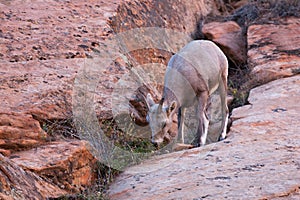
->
(158, 97, 164, 112)
(167, 101, 177, 117)
(146, 93, 155, 108)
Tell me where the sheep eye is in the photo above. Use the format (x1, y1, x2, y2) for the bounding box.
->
(162, 122, 167, 129)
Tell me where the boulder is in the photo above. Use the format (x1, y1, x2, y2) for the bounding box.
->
(10, 140, 98, 193)
(202, 21, 247, 65)
(0, 139, 98, 198)
(246, 17, 300, 88)
(0, 112, 48, 152)
(0, 153, 67, 199)
(108, 75, 300, 199)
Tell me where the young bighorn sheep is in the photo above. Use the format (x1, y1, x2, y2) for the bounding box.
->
(146, 40, 229, 148)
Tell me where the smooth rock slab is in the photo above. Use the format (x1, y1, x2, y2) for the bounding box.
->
(108, 75, 300, 200)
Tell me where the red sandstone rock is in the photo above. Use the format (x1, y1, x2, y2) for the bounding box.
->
(0, 148, 10, 157)
(0, 112, 48, 152)
(111, 0, 219, 33)
(0, 0, 119, 62)
(10, 140, 98, 193)
(246, 17, 300, 88)
(0, 0, 220, 125)
(2, 0, 299, 199)
(0, 153, 67, 199)
(0, 0, 125, 197)
(202, 21, 247, 64)
(0, 59, 81, 119)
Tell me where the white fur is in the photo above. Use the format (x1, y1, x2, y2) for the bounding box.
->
(221, 113, 229, 140)
(200, 113, 210, 146)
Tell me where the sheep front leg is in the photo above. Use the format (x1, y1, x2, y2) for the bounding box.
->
(177, 107, 186, 144)
(196, 92, 209, 147)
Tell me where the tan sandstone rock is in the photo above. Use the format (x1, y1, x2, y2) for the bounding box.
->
(108, 75, 300, 200)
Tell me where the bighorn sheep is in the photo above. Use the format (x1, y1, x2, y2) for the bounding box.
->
(146, 40, 229, 148)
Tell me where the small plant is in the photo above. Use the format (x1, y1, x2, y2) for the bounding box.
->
(100, 117, 155, 153)
(228, 86, 249, 111)
(227, 61, 251, 111)
(40, 118, 79, 141)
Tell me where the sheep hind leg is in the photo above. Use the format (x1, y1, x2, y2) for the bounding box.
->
(195, 91, 209, 147)
(219, 76, 229, 141)
(200, 111, 209, 146)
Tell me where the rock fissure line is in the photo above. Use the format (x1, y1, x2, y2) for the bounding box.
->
(262, 186, 300, 200)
